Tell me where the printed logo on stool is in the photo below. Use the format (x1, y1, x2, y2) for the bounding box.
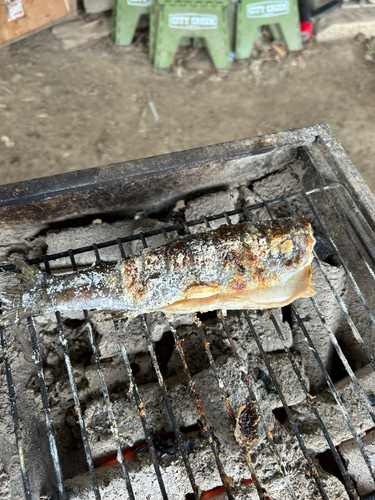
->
(169, 13, 218, 29)
(246, 0, 290, 18)
(127, 0, 154, 6)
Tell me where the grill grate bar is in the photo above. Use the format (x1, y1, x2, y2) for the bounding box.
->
(198, 216, 275, 499)
(113, 321, 170, 500)
(55, 310, 101, 499)
(244, 312, 329, 500)
(167, 320, 235, 500)
(115, 238, 169, 500)
(268, 311, 359, 500)
(292, 305, 375, 483)
(320, 188, 375, 283)
(217, 312, 298, 500)
(270, 192, 375, 426)
(165, 219, 265, 499)
(243, 204, 335, 499)
(68, 251, 136, 500)
(310, 295, 375, 425)
(302, 192, 375, 358)
(282, 195, 375, 374)
(0, 325, 31, 500)
(333, 184, 375, 264)
(0, 184, 343, 273)
(141, 315, 201, 500)
(138, 231, 204, 500)
(27, 316, 67, 499)
(191, 317, 268, 500)
(266, 199, 375, 487)
(42, 256, 101, 500)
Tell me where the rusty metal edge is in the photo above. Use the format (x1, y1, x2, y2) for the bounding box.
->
(0, 126, 319, 209)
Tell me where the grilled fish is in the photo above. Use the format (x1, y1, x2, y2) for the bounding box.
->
(0, 217, 315, 325)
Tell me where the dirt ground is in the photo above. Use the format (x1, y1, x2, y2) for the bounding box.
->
(0, 28, 375, 193)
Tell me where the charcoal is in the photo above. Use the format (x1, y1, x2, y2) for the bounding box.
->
(45, 220, 137, 268)
(185, 188, 240, 233)
(339, 428, 375, 496)
(0, 172, 373, 500)
(206, 308, 293, 355)
(248, 351, 309, 410)
(292, 259, 347, 391)
(289, 363, 375, 453)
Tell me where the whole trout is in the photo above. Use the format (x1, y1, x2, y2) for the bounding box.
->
(0, 217, 315, 325)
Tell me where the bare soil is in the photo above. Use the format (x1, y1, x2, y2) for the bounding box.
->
(0, 28, 374, 192)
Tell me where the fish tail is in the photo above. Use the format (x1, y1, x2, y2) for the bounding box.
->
(1, 262, 44, 326)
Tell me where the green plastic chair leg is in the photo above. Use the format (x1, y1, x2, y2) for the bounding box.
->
(153, 6, 231, 69)
(114, 1, 151, 46)
(235, 16, 259, 59)
(204, 16, 231, 68)
(235, 0, 301, 58)
(278, 21, 302, 50)
(268, 23, 281, 40)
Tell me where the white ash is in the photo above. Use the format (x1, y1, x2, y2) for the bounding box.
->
(0, 225, 47, 262)
(246, 162, 311, 221)
(214, 308, 293, 356)
(65, 439, 253, 500)
(337, 282, 375, 371)
(95, 312, 195, 360)
(65, 414, 348, 500)
(339, 428, 375, 496)
(131, 219, 175, 254)
(1, 171, 372, 499)
(45, 220, 137, 269)
(289, 363, 375, 453)
(185, 188, 240, 233)
(248, 422, 349, 500)
(247, 351, 309, 410)
(292, 259, 347, 391)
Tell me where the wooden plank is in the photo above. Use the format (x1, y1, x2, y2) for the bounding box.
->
(0, 0, 77, 46)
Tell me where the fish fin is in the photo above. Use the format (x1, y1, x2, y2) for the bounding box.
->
(1, 262, 43, 326)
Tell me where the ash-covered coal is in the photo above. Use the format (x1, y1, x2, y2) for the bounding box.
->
(1, 157, 374, 499)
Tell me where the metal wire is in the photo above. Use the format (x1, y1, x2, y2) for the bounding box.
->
(42, 256, 101, 500)
(68, 250, 136, 500)
(282, 195, 375, 423)
(170, 218, 264, 499)
(217, 312, 298, 500)
(114, 238, 169, 500)
(167, 320, 235, 500)
(137, 232, 212, 500)
(5, 180, 375, 499)
(0, 185, 344, 273)
(199, 215, 294, 500)
(27, 317, 67, 499)
(301, 192, 375, 371)
(272, 196, 375, 487)
(244, 312, 329, 500)
(141, 315, 201, 500)
(0, 325, 31, 500)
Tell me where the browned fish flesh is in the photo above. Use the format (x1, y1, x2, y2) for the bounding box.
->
(0, 217, 315, 325)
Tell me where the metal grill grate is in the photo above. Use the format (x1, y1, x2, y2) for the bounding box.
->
(1, 181, 375, 500)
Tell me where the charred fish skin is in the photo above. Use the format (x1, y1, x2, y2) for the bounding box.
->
(120, 217, 315, 313)
(0, 217, 315, 325)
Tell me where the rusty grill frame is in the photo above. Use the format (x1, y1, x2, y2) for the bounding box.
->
(1, 125, 375, 499)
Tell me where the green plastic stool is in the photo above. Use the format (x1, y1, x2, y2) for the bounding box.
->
(151, 0, 232, 69)
(235, 0, 301, 59)
(149, 3, 192, 60)
(113, 0, 153, 45)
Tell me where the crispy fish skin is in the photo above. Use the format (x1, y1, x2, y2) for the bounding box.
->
(0, 217, 315, 325)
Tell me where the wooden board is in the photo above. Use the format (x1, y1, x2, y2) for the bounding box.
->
(0, 0, 77, 47)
